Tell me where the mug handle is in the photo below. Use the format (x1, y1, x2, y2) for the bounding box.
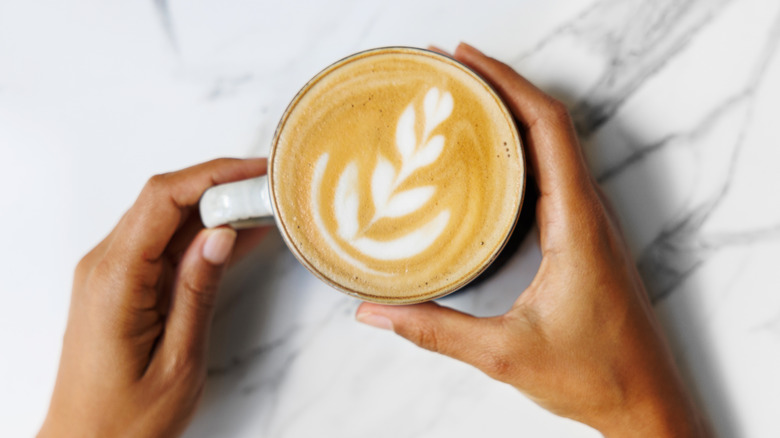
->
(199, 176, 275, 229)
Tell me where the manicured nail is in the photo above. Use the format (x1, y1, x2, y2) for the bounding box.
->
(202, 227, 237, 265)
(356, 312, 394, 331)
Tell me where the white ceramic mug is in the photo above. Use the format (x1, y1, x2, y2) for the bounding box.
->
(198, 47, 524, 304)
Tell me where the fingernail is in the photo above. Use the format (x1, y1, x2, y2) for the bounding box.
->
(356, 312, 394, 331)
(202, 228, 237, 265)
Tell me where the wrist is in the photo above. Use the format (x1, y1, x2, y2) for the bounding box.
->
(594, 390, 710, 438)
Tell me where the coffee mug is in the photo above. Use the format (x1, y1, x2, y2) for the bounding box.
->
(200, 47, 525, 304)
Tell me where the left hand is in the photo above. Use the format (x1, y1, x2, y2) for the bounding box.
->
(39, 158, 269, 438)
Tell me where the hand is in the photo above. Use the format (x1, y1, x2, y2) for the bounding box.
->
(356, 43, 710, 437)
(40, 158, 269, 438)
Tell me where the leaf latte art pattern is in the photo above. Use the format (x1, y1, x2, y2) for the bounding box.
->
(311, 87, 454, 263)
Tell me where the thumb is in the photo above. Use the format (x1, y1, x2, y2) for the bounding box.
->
(161, 227, 236, 365)
(356, 302, 512, 378)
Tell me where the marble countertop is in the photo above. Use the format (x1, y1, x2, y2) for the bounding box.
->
(2, 0, 779, 436)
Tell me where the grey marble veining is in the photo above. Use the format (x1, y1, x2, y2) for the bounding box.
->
(2, 0, 779, 437)
(638, 7, 780, 304)
(506, 0, 780, 304)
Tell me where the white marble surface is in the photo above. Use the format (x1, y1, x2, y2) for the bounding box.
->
(2, 0, 779, 436)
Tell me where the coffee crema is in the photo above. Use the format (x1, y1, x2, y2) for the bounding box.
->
(270, 48, 524, 303)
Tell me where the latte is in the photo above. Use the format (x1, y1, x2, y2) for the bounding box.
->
(269, 47, 524, 303)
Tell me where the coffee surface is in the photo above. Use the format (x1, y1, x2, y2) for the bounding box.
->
(270, 48, 524, 303)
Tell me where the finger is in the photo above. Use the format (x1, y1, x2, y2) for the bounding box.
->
(453, 43, 592, 202)
(155, 227, 236, 370)
(115, 158, 266, 264)
(168, 215, 270, 267)
(165, 214, 207, 265)
(356, 302, 516, 379)
(427, 45, 451, 56)
(73, 233, 114, 286)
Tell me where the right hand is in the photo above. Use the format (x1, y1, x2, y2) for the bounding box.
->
(356, 43, 710, 437)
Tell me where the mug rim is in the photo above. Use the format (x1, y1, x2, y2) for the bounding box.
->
(267, 46, 526, 304)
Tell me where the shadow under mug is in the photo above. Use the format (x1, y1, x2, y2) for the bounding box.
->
(199, 47, 525, 304)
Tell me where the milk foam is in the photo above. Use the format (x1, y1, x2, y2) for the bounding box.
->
(309, 154, 386, 275)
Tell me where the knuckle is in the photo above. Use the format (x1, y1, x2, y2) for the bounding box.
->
(74, 255, 94, 280)
(74, 239, 111, 281)
(475, 330, 517, 379)
(406, 323, 440, 353)
(143, 173, 171, 195)
(165, 350, 202, 381)
(182, 278, 217, 311)
(81, 258, 122, 301)
(89, 258, 114, 287)
(544, 98, 571, 122)
(480, 347, 514, 380)
(92, 255, 115, 277)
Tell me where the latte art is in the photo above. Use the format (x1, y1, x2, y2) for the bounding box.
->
(270, 48, 524, 302)
(316, 87, 453, 262)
